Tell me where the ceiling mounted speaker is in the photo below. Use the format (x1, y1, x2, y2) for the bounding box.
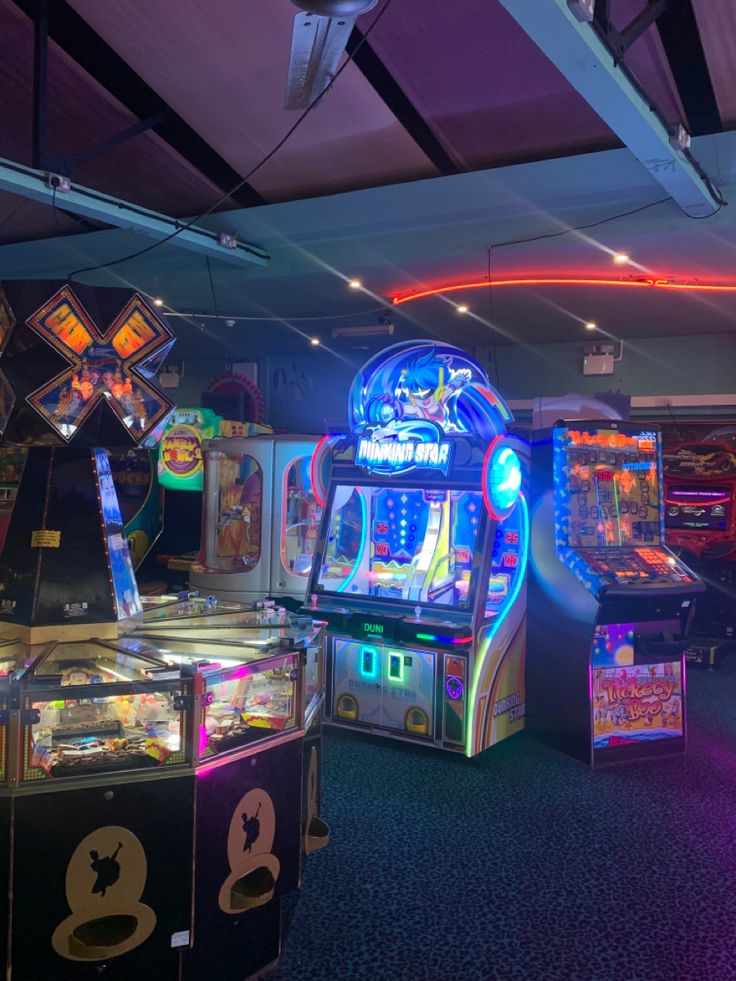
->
(285, 0, 379, 109)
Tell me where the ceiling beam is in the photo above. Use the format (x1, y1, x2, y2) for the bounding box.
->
(497, 0, 722, 217)
(12, 0, 265, 209)
(656, 0, 722, 137)
(0, 156, 269, 269)
(346, 28, 460, 177)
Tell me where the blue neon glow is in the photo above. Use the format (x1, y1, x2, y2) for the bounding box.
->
(466, 492, 529, 757)
(347, 341, 515, 475)
(337, 488, 367, 594)
(489, 446, 522, 513)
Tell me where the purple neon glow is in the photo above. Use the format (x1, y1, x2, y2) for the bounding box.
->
(446, 675, 464, 700)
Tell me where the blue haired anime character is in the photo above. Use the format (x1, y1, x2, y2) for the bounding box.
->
(353, 341, 511, 442)
(363, 346, 471, 433)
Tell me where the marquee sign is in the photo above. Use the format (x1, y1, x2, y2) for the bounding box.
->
(24, 286, 174, 444)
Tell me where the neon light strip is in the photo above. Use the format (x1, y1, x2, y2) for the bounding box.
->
(416, 633, 474, 645)
(665, 496, 730, 506)
(310, 434, 332, 508)
(391, 277, 736, 306)
(337, 488, 367, 594)
(466, 493, 529, 758)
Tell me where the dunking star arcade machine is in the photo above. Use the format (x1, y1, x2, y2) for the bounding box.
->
(527, 421, 705, 766)
(305, 341, 528, 757)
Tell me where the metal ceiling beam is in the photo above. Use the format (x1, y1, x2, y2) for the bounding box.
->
(12, 0, 265, 209)
(497, 0, 722, 217)
(0, 156, 269, 268)
(346, 28, 460, 177)
(656, 0, 722, 137)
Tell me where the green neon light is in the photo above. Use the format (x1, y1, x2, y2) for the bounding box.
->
(359, 646, 379, 679)
(466, 493, 529, 757)
(387, 651, 405, 683)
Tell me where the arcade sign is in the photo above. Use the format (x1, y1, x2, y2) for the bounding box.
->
(25, 286, 174, 444)
(348, 341, 514, 479)
(355, 435, 453, 477)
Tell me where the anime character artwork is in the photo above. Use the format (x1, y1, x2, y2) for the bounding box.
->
(351, 342, 511, 442)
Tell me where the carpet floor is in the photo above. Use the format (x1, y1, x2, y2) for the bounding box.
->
(275, 654, 736, 981)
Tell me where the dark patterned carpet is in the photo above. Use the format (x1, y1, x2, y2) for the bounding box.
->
(275, 653, 736, 981)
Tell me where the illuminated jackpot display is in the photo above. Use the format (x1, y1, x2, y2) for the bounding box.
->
(24, 286, 174, 444)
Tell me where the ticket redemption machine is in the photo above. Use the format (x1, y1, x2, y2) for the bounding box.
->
(305, 341, 529, 757)
(191, 434, 323, 607)
(527, 421, 705, 766)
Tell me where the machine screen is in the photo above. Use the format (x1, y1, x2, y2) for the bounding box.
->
(560, 427, 660, 548)
(316, 484, 483, 607)
(666, 485, 730, 530)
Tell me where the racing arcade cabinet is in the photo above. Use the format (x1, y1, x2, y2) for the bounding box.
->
(528, 421, 704, 766)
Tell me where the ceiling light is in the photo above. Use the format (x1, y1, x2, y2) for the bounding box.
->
(310, 337, 320, 346)
(457, 304, 469, 314)
(585, 321, 597, 330)
(153, 298, 164, 307)
(348, 279, 362, 290)
(613, 253, 629, 264)
(331, 320, 395, 339)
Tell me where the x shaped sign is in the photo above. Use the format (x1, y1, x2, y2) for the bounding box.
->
(26, 286, 174, 443)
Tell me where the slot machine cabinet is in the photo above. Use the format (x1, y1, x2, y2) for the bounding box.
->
(191, 434, 323, 607)
(304, 341, 529, 757)
(663, 441, 736, 644)
(527, 421, 705, 766)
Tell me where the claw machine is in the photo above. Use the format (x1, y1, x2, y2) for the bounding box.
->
(191, 434, 323, 606)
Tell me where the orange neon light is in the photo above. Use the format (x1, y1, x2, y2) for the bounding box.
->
(391, 277, 736, 306)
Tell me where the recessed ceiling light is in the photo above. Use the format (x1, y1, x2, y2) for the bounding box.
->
(310, 337, 320, 346)
(613, 253, 629, 264)
(348, 279, 362, 290)
(153, 297, 164, 307)
(585, 321, 597, 330)
(457, 304, 469, 314)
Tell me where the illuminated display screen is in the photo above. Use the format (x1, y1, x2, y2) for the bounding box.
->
(316, 483, 483, 608)
(559, 427, 661, 548)
(666, 485, 730, 530)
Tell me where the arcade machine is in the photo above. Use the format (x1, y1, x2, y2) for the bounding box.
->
(191, 433, 323, 607)
(527, 420, 705, 766)
(304, 341, 529, 757)
(155, 408, 271, 584)
(0, 281, 324, 981)
(663, 439, 736, 662)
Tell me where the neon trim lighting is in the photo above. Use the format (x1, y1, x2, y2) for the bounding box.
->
(416, 632, 474, 645)
(337, 488, 367, 594)
(391, 277, 736, 306)
(310, 434, 334, 508)
(466, 492, 529, 757)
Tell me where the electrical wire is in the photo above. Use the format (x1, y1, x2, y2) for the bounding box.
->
(488, 197, 671, 251)
(0, 196, 28, 233)
(163, 305, 387, 322)
(205, 256, 221, 327)
(66, 0, 397, 282)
